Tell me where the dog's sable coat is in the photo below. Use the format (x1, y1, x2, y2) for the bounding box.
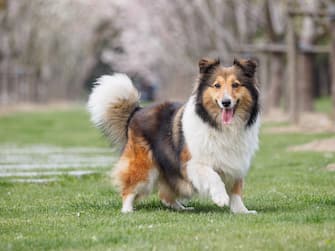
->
(87, 58, 260, 213)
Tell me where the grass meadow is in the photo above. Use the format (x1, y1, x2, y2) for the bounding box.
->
(0, 105, 334, 250)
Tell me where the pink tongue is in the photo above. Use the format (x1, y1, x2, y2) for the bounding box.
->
(222, 109, 234, 124)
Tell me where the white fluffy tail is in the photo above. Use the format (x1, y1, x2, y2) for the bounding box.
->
(87, 74, 140, 146)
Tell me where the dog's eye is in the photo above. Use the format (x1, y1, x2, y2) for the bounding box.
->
(232, 82, 239, 88)
(214, 83, 221, 88)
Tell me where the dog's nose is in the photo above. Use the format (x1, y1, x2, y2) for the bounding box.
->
(221, 99, 231, 108)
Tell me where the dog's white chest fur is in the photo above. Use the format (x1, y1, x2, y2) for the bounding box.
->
(182, 96, 260, 179)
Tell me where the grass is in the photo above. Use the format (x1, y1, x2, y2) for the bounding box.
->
(0, 107, 335, 251)
(314, 96, 332, 115)
(0, 108, 108, 147)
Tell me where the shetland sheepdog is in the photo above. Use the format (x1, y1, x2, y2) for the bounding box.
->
(87, 58, 260, 213)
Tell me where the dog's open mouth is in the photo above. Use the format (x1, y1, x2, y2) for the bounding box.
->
(222, 108, 234, 124)
(216, 99, 239, 125)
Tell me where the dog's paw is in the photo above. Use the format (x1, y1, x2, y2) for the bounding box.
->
(121, 206, 134, 213)
(229, 194, 257, 214)
(175, 201, 194, 211)
(231, 208, 257, 214)
(162, 200, 194, 211)
(212, 192, 229, 207)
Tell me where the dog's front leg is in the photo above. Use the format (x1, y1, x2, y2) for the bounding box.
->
(186, 161, 229, 207)
(229, 179, 257, 214)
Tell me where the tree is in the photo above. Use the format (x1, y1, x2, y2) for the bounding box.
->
(108, 0, 265, 100)
(0, 0, 118, 104)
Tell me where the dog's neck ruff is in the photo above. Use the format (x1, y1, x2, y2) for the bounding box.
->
(182, 96, 260, 179)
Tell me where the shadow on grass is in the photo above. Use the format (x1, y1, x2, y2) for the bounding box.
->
(136, 200, 231, 214)
(69, 196, 233, 214)
(67, 188, 335, 215)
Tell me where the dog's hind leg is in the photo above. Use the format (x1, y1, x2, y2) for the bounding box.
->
(158, 179, 193, 211)
(112, 132, 158, 213)
(120, 167, 158, 213)
(121, 192, 136, 213)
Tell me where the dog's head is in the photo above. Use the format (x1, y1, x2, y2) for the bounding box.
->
(195, 58, 259, 128)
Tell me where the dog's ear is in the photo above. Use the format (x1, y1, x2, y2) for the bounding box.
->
(199, 58, 220, 74)
(233, 58, 257, 78)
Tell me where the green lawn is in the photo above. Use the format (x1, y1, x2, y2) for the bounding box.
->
(314, 96, 332, 115)
(0, 107, 334, 251)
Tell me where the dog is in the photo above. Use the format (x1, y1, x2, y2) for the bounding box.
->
(87, 58, 260, 213)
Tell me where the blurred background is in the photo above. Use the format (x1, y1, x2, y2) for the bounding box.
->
(0, 0, 335, 123)
(2, 2, 335, 248)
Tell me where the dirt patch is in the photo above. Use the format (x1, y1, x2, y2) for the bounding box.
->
(264, 111, 335, 134)
(0, 102, 81, 116)
(289, 139, 335, 172)
(262, 108, 290, 123)
(288, 138, 335, 152)
(326, 163, 335, 171)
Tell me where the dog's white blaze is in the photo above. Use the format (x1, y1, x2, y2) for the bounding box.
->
(223, 93, 235, 108)
(182, 95, 260, 194)
(223, 91, 231, 100)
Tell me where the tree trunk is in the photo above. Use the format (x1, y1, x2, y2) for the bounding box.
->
(330, 7, 335, 120)
(297, 0, 319, 112)
(298, 53, 314, 111)
(268, 53, 284, 108)
(286, 13, 298, 123)
(264, 0, 285, 110)
(258, 54, 270, 113)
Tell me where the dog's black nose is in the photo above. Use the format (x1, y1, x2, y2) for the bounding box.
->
(221, 99, 231, 108)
